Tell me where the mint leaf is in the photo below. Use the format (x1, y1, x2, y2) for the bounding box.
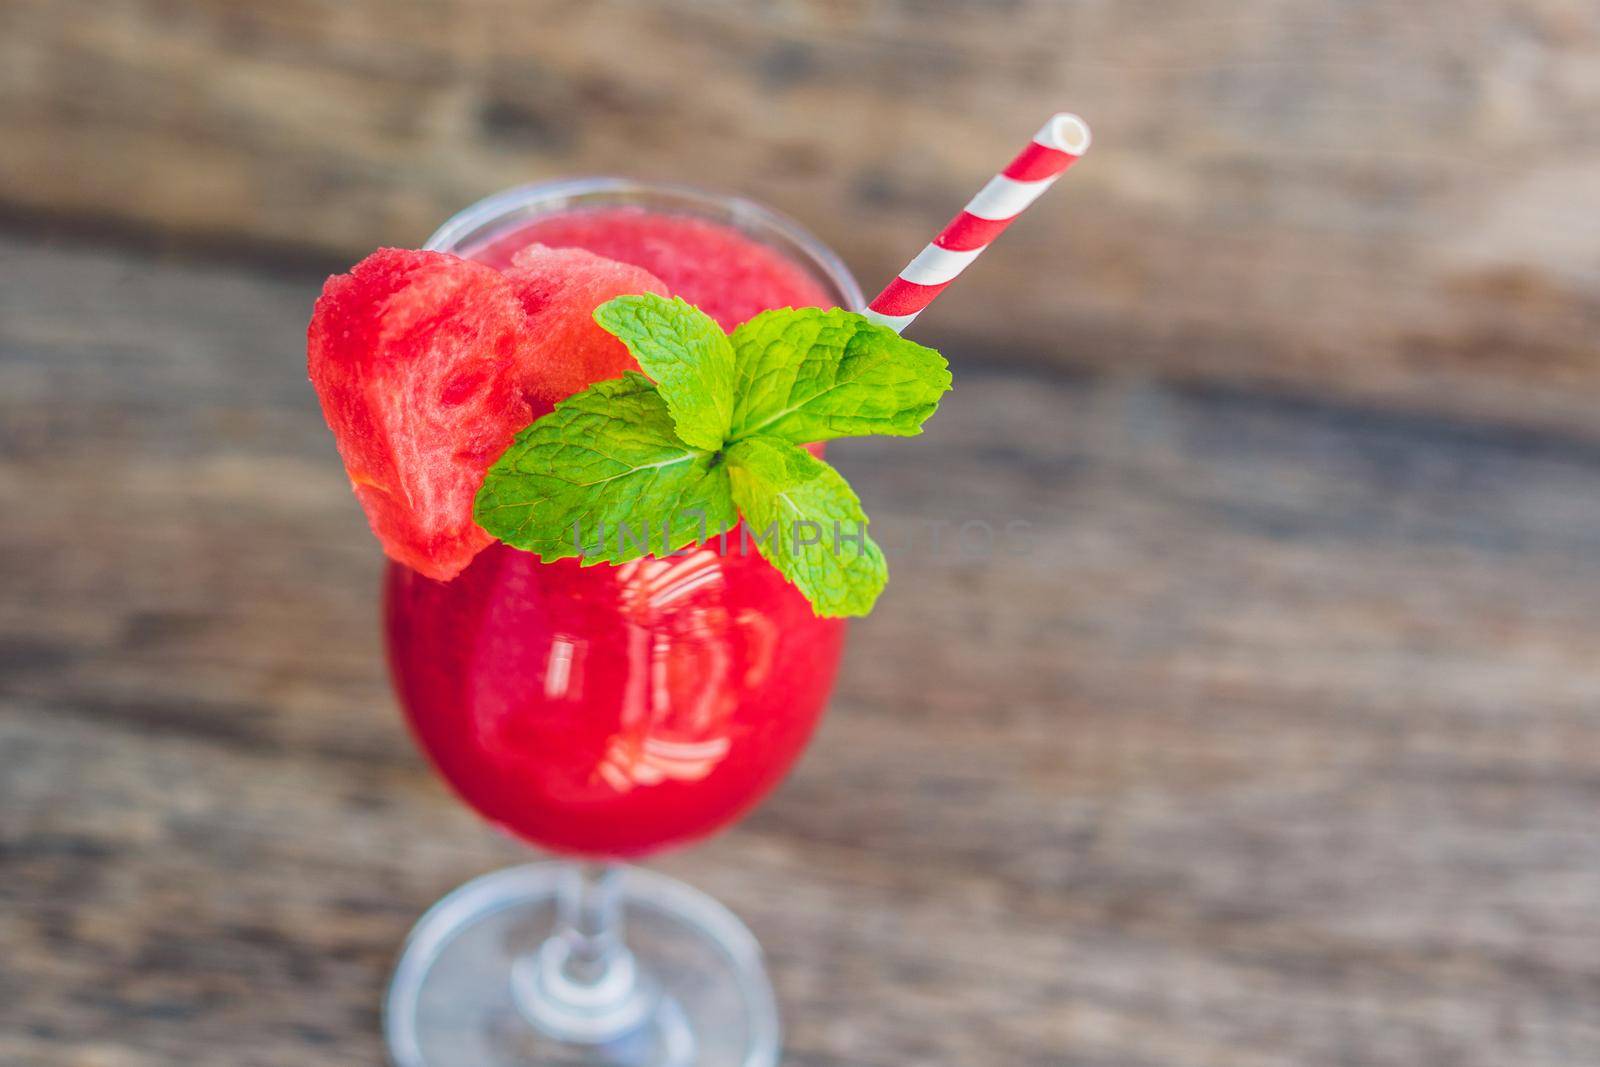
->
(594, 294, 735, 451)
(725, 436, 887, 618)
(728, 308, 951, 445)
(474, 372, 736, 563)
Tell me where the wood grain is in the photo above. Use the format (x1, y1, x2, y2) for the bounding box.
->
(3, 0, 1599, 434)
(4, 234, 1600, 1065)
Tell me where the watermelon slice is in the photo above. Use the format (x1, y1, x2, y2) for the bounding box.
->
(504, 244, 668, 403)
(308, 248, 534, 580)
(307, 245, 667, 581)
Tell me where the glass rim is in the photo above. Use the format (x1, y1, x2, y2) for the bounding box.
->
(423, 177, 866, 312)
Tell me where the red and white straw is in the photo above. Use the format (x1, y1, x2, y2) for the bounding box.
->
(862, 113, 1091, 334)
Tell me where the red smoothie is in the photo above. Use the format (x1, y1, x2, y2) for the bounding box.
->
(472, 207, 832, 330)
(384, 209, 848, 858)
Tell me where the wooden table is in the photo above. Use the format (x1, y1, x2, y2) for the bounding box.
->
(4, 231, 1600, 1066)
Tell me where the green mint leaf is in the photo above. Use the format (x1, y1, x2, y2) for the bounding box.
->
(594, 294, 735, 451)
(725, 435, 887, 618)
(728, 308, 952, 445)
(474, 372, 736, 563)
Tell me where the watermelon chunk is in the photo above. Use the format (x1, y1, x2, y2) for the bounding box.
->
(308, 245, 668, 581)
(504, 244, 668, 403)
(308, 248, 535, 581)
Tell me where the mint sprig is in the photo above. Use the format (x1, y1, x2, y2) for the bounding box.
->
(474, 294, 950, 617)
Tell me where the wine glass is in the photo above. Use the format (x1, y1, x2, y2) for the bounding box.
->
(382, 179, 864, 1067)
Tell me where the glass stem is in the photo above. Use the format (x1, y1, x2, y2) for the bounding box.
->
(513, 862, 654, 1042)
(557, 863, 628, 986)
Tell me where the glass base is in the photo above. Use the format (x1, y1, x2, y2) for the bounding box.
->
(384, 863, 780, 1067)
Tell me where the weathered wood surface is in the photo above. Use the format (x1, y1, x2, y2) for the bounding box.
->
(5, 232, 1600, 1066)
(4, 0, 1599, 435)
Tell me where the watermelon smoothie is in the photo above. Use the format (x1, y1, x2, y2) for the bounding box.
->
(384, 185, 863, 858)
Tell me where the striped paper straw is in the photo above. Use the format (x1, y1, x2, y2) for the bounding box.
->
(862, 113, 1091, 334)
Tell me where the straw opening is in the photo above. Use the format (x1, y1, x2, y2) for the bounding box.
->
(1044, 113, 1092, 155)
